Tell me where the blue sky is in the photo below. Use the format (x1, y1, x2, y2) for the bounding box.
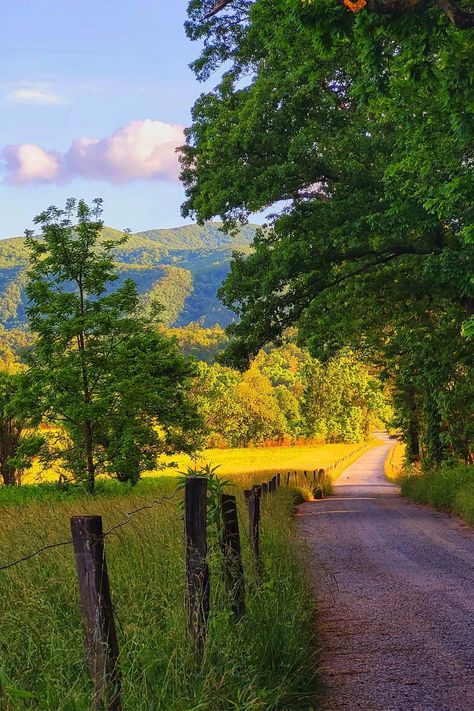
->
(0, 0, 214, 238)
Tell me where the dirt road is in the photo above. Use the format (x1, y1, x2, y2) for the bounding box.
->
(297, 435, 474, 711)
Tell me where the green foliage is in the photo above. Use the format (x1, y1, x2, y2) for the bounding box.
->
(191, 336, 389, 447)
(140, 265, 193, 325)
(24, 199, 201, 493)
(181, 0, 474, 467)
(401, 464, 474, 525)
(167, 322, 229, 363)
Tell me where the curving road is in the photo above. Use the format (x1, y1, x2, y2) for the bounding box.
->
(297, 434, 474, 711)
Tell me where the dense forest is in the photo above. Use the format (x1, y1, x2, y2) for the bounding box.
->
(0, 222, 255, 329)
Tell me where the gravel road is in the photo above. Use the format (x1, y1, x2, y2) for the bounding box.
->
(297, 434, 474, 711)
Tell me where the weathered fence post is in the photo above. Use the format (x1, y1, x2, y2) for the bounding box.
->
(220, 494, 245, 618)
(70, 516, 121, 711)
(286, 471, 291, 486)
(318, 468, 325, 484)
(277, 473, 281, 487)
(312, 469, 317, 483)
(261, 482, 268, 495)
(184, 477, 209, 651)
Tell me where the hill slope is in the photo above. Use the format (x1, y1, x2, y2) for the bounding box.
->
(0, 223, 256, 329)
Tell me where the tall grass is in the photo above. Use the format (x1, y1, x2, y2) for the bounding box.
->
(0, 475, 318, 710)
(401, 463, 474, 526)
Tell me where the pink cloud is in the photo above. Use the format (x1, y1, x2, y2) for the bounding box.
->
(3, 144, 61, 185)
(2, 119, 184, 185)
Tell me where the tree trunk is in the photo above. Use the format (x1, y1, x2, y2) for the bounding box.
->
(0, 420, 21, 486)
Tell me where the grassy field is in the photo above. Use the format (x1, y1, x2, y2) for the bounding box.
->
(2, 440, 377, 710)
(20, 441, 374, 488)
(384, 441, 474, 527)
(0, 441, 379, 708)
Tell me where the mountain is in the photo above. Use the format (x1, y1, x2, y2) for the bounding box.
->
(0, 223, 257, 330)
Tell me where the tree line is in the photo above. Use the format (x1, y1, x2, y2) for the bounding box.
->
(0, 199, 389, 489)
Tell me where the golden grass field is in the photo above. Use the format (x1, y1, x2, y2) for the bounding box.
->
(22, 440, 381, 486)
(384, 441, 406, 481)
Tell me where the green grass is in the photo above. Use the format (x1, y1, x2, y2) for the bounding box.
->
(401, 463, 474, 526)
(0, 474, 319, 710)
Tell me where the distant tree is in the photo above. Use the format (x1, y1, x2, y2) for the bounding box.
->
(167, 322, 228, 362)
(25, 199, 201, 493)
(0, 372, 40, 486)
(141, 266, 193, 325)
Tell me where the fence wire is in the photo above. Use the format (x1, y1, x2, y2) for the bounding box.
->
(0, 485, 181, 572)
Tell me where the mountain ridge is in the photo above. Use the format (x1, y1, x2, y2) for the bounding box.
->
(0, 222, 256, 330)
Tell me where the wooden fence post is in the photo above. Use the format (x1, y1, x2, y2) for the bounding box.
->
(184, 477, 209, 651)
(277, 473, 281, 487)
(220, 494, 245, 619)
(70, 516, 121, 711)
(318, 468, 325, 484)
(261, 482, 268, 495)
(286, 471, 291, 486)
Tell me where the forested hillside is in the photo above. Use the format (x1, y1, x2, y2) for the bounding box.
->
(0, 222, 255, 329)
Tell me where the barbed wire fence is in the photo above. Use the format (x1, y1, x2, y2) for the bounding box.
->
(0, 441, 369, 709)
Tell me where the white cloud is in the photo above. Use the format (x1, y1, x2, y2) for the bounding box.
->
(7, 86, 67, 105)
(2, 119, 184, 185)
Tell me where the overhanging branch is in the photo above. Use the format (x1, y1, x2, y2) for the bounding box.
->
(205, 0, 234, 19)
(204, 0, 474, 29)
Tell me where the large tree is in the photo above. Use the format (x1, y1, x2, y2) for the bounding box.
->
(25, 199, 201, 493)
(180, 0, 473, 464)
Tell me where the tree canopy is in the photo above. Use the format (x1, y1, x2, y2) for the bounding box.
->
(181, 0, 474, 464)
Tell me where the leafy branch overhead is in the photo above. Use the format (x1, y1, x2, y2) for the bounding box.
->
(202, 0, 474, 28)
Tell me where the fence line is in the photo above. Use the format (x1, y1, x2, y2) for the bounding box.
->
(0, 442, 369, 709)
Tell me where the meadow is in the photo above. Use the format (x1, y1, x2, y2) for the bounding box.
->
(0, 441, 377, 710)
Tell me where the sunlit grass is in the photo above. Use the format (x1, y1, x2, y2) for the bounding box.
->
(22, 441, 377, 486)
(384, 441, 406, 481)
(0, 471, 320, 709)
(401, 463, 474, 526)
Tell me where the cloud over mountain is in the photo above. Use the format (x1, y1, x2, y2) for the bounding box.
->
(2, 119, 184, 185)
